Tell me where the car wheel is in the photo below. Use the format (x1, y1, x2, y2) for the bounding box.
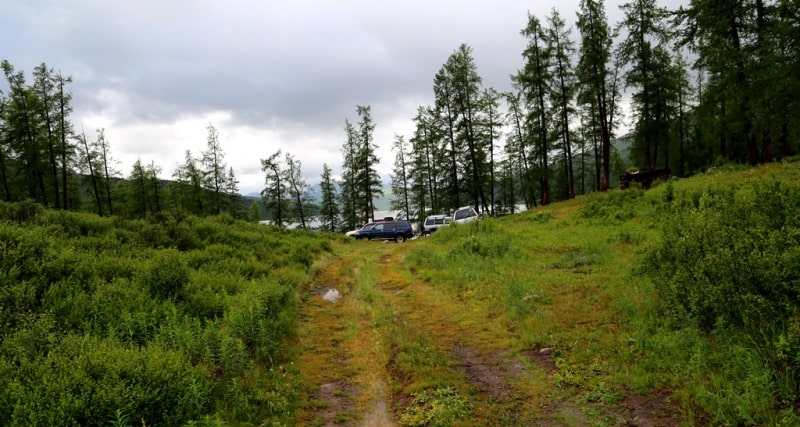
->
(395, 234, 406, 243)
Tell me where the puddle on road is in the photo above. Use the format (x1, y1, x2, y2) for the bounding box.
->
(322, 288, 341, 303)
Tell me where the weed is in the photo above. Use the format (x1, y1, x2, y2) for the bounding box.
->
(399, 387, 471, 427)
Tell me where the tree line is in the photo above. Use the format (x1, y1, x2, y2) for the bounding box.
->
(267, 0, 799, 231)
(0, 59, 244, 219)
(2, 0, 797, 228)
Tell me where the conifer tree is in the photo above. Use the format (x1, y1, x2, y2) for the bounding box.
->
(319, 163, 339, 232)
(389, 134, 411, 220)
(261, 150, 288, 227)
(576, 0, 618, 190)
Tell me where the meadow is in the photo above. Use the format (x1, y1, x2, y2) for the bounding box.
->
(1, 160, 799, 426)
(395, 161, 800, 425)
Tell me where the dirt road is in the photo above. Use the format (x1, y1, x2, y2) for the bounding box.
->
(294, 242, 678, 426)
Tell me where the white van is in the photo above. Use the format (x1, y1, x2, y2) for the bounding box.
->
(422, 215, 452, 235)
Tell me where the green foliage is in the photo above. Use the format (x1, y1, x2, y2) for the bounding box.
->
(143, 248, 190, 300)
(642, 177, 800, 421)
(645, 180, 800, 333)
(399, 387, 471, 427)
(0, 199, 45, 222)
(0, 202, 332, 426)
(445, 220, 511, 259)
(578, 187, 645, 221)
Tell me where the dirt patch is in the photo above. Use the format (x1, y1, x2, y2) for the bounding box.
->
(361, 378, 393, 427)
(309, 380, 360, 426)
(542, 398, 591, 426)
(521, 347, 558, 378)
(450, 344, 520, 400)
(613, 390, 681, 427)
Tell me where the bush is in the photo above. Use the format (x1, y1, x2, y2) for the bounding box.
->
(643, 179, 800, 413)
(0, 201, 335, 426)
(3, 333, 210, 426)
(0, 199, 44, 223)
(579, 187, 644, 220)
(142, 249, 190, 301)
(645, 183, 800, 333)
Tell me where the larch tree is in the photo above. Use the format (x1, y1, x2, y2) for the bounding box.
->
(445, 44, 490, 214)
(516, 13, 554, 205)
(616, 0, 674, 170)
(284, 152, 309, 229)
(409, 105, 447, 218)
(481, 87, 504, 214)
(505, 90, 537, 210)
(91, 128, 117, 216)
(32, 63, 62, 209)
(355, 105, 383, 223)
(2, 60, 48, 204)
(261, 150, 288, 228)
(54, 71, 74, 209)
(433, 67, 462, 210)
(546, 9, 578, 200)
(201, 123, 227, 215)
(576, 0, 618, 191)
(319, 163, 339, 232)
(339, 119, 361, 230)
(224, 166, 241, 217)
(78, 128, 103, 215)
(389, 134, 411, 220)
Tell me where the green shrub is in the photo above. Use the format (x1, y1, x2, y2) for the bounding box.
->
(3, 334, 210, 426)
(142, 249, 190, 301)
(645, 183, 800, 333)
(643, 179, 800, 417)
(0, 199, 44, 223)
(0, 201, 335, 425)
(579, 187, 645, 220)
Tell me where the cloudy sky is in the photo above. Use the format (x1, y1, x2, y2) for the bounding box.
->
(2, 0, 638, 196)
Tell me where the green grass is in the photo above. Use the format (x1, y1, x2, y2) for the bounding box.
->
(403, 160, 800, 425)
(3, 160, 800, 426)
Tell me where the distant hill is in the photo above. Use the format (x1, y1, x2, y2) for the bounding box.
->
(246, 184, 393, 211)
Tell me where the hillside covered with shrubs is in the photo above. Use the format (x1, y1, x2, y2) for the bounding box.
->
(0, 203, 338, 425)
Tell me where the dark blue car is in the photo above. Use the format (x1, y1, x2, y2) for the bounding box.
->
(354, 220, 414, 243)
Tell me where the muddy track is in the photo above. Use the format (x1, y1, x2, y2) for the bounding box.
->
(295, 243, 679, 426)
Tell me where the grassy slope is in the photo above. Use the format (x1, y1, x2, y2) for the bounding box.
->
(297, 161, 800, 426)
(401, 161, 800, 425)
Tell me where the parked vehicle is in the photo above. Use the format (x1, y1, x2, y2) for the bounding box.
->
(345, 222, 375, 237)
(453, 206, 480, 224)
(353, 220, 414, 242)
(422, 214, 452, 235)
(344, 217, 394, 237)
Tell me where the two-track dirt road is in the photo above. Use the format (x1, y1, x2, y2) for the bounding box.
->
(294, 241, 678, 426)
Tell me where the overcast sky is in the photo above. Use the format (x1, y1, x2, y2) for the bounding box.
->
(2, 0, 640, 196)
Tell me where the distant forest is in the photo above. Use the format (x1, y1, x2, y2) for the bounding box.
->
(2, 0, 797, 230)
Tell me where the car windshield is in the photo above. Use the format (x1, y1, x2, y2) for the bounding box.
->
(455, 210, 474, 220)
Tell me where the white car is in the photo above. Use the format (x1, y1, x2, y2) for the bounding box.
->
(422, 214, 452, 235)
(453, 206, 480, 224)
